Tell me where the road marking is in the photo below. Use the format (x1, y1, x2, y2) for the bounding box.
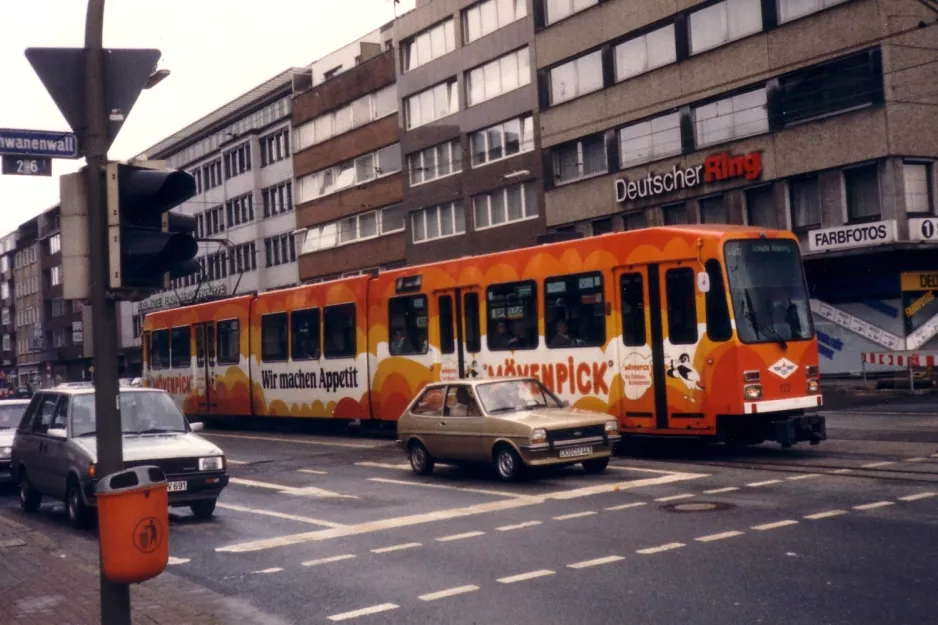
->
(436, 531, 486, 542)
(252, 567, 283, 574)
(746, 480, 782, 487)
(419, 585, 479, 601)
(605, 502, 647, 511)
(899, 492, 936, 501)
(861, 461, 895, 468)
(695, 531, 744, 543)
(853, 501, 895, 510)
(367, 477, 523, 498)
(904, 457, 927, 463)
(206, 431, 381, 449)
(567, 555, 625, 569)
(804, 510, 848, 520)
(355, 461, 411, 471)
(931, 453, 938, 458)
(703, 487, 739, 494)
(787, 474, 821, 481)
(829, 468, 853, 474)
(168, 557, 190, 565)
(655, 494, 695, 502)
(370, 542, 422, 554)
(497, 570, 555, 584)
(497, 521, 542, 531)
(216, 470, 707, 553)
(328, 603, 399, 622)
(637, 543, 685, 554)
(751, 520, 798, 531)
(298, 469, 328, 475)
(302, 554, 356, 567)
(553, 511, 597, 520)
(228, 477, 357, 499)
(215, 503, 345, 528)
(227, 459, 248, 465)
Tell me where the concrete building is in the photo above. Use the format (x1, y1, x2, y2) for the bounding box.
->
(291, 23, 407, 281)
(0, 233, 16, 385)
(533, 0, 938, 375)
(12, 216, 42, 387)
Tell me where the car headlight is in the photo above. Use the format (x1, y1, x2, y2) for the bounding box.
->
(199, 456, 224, 471)
(605, 420, 618, 435)
(0, 446, 11, 458)
(531, 428, 547, 445)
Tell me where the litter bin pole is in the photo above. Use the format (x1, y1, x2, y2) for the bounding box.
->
(95, 465, 170, 585)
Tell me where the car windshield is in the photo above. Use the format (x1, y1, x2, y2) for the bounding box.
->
(71, 391, 188, 437)
(0, 402, 27, 429)
(476, 379, 563, 414)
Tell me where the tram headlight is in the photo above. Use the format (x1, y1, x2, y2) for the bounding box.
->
(743, 384, 763, 400)
(807, 379, 820, 394)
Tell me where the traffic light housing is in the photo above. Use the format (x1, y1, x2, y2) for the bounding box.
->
(106, 162, 199, 294)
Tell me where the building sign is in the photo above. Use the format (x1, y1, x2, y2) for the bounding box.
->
(909, 217, 938, 242)
(807, 220, 897, 252)
(138, 283, 227, 313)
(614, 151, 763, 204)
(901, 271, 938, 292)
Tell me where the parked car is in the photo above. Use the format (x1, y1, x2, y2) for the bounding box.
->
(397, 377, 621, 481)
(0, 399, 32, 484)
(10, 386, 229, 528)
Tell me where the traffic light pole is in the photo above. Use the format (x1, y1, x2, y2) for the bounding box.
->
(83, 1, 131, 623)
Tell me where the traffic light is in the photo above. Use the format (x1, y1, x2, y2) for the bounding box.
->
(106, 161, 199, 293)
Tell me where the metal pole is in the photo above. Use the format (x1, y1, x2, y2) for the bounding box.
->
(83, 1, 131, 624)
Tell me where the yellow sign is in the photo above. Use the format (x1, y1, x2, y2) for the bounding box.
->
(901, 271, 938, 292)
(906, 291, 935, 318)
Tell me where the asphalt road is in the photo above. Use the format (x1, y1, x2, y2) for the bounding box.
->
(3, 406, 937, 625)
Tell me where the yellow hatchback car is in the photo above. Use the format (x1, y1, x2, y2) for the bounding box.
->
(397, 377, 621, 481)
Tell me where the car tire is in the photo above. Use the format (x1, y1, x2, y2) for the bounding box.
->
(582, 457, 610, 474)
(190, 498, 217, 519)
(408, 441, 434, 476)
(66, 479, 91, 529)
(19, 470, 41, 513)
(494, 444, 524, 482)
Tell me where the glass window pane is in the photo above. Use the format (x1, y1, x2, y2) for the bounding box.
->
(444, 19, 455, 52)
(501, 54, 519, 92)
(430, 24, 445, 59)
(471, 131, 487, 166)
(378, 144, 401, 174)
(487, 127, 503, 161)
(481, 0, 497, 36)
(454, 202, 466, 233)
(515, 0, 527, 18)
(352, 97, 371, 126)
(904, 163, 932, 214)
(469, 69, 485, 106)
(359, 212, 378, 238)
(440, 203, 454, 236)
(506, 185, 523, 221)
(518, 48, 530, 86)
(523, 182, 538, 217)
(474, 196, 490, 228)
(416, 32, 431, 66)
(497, 0, 514, 25)
(577, 51, 604, 96)
(651, 112, 682, 159)
(437, 142, 452, 176)
(620, 120, 652, 168)
(484, 61, 501, 101)
(466, 7, 482, 42)
(521, 116, 535, 152)
(729, 0, 763, 41)
(408, 154, 423, 185)
(690, 2, 727, 55)
(646, 25, 677, 71)
(546, 0, 572, 24)
(615, 37, 646, 82)
(355, 154, 375, 182)
(420, 90, 435, 123)
(550, 60, 576, 105)
(504, 118, 521, 155)
(412, 211, 426, 241)
(426, 206, 440, 237)
(490, 190, 506, 224)
(382, 205, 405, 233)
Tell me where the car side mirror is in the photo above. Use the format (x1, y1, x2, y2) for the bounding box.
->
(47, 427, 67, 439)
(190, 421, 204, 433)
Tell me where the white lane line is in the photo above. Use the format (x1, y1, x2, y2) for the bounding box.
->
(436, 531, 486, 542)
(904, 457, 927, 463)
(829, 468, 853, 474)
(899, 492, 937, 501)
(695, 531, 744, 543)
(215, 503, 345, 528)
(328, 603, 399, 622)
(302, 554, 356, 567)
(751, 520, 799, 531)
(931, 453, 938, 458)
(355, 461, 412, 471)
(567, 555, 625, 569)
(787, 473, 822, 480)
(553, 511, 597, 520)
(419, 585, 479, 602)
(228, 477, 357, 499)
(371, 542, 422, 554)
(168, 557, 190, 565)
(367, 477, 523, 498)
(637, 543, 685, 555)
(861, 461, 895, 468)
(655, 494, 695, 502)
(206, 431, 380, 449)
(605, 502, 647, 511)
(804, 510, 849, 520)
(252, 567, 283, 574)
(298, 468, 328, 475)
(497, 570, 555, 584)
(497, 521, 542, 531)
(853, 501, 895, 510)
(540, 471, 708, 501)
(746, 480, 782, 487)
(703, 487, 739, 494)
(227, 459, 248, 465)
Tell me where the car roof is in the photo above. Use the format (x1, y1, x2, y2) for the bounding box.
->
(422, 377, 537, 389)
(41, 386, 167, 396)
(0, 398, 31, 404)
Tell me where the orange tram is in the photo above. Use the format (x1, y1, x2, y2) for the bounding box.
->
(142, 225, 826, 448)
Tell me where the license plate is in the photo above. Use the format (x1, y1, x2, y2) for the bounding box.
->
(167, 481, 187, 493)
(559, 446, 593, 458)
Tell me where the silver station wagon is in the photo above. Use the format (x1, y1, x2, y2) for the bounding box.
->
(9, 386, 229, 528)
(0, 399, 32, 483)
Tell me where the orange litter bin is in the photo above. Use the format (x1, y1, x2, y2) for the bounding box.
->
(95, 465, 170, 584)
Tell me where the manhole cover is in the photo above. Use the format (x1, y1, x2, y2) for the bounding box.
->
(660, 501, 734, 513)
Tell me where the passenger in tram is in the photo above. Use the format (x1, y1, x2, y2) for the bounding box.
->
(488, 321, 515, 350)
(389, 327, 414, 355)
(548, 318, 574, 348)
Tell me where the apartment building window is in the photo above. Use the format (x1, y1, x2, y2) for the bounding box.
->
(411, 202, 466, 243)
(203, 205, 225, 236)
(591, 218, 613, 236)
(202, 158, 222, 191)
(689, 0, 762, 56)
(473, 181, 538, 230)
(295, 85, 398, 151)
(467, 47, 530, 107)
(1, 283, 8, 300)
(614, 24, 676, 83)
(903, 162, 934, 214)
(53, 329, 67, 348)
(0, 257, 7, 273)
(265, 233, 296, 268)
(699, 195, 727, 224)
(623, 211, 646, 231)
(50, 266, 62, 287)
(72, 300, 82, 313)
(226, 193, 255, 228)
(470, 114, 535, 167)
(663, 203, 687, 225)
(262, 181, 294, 217)
(51, 298, 64, 317)
(619, 111, 682, 169)
(260, 128, 290, 167)
(296, 144, 401, 204)
(845, 164, 880, 223)
(553, 133, 607, 185)
(191, 169, 202, 195)
(407, 139, 463, 186)
(544, 0, 599, 25)
(339, 212, 379, 245)
(405, 80, 460, 130)
(2, 335, 9, 352)
(228, 242, 257, 274)
(403, 19, 456, 72)
(778, 0, 848, 24)
(1, 308, 8, 326)
(745, 185, 778, 228)
(49, 234, 61, 255)
(301, 204, 405, 255)
(789, 174, 821, 229)
(549, 50, 603, 106)
(694, 88, 768, 148)
(464, 0, 527, 44)
(223, 142, 252, 180)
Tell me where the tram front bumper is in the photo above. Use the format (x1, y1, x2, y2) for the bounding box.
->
(719, 411, 827, 446)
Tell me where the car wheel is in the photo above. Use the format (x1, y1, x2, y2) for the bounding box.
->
(408, 441, 434, 476)
(494, 445, 524, 482)
(67, 480, 91, 529)
(582, 457, 610, 474)
(190, 498, 217, 519)
(19, 470, 41, 513)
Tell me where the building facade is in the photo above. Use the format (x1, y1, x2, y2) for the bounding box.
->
(0, 233, 16, 385)
(12, 217, 42, 387)
(532, 0, 938, 375)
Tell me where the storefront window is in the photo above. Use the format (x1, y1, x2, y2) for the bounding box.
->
(699, 195, 727, 224)
(745, 185, 777, 228)
(662, 203, 687, 225)
(788, 175, 821, 229)
(623, 211, 646, 231)
(844, 164, 880, 223)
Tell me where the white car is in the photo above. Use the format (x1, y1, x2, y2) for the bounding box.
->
(0, 399, 32, 483)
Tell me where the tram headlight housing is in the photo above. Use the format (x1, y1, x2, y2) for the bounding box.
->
(807, 378, 820, 394)
(743, 384, 763, 400)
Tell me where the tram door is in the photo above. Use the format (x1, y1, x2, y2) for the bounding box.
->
(194, 322, 217, 413)
(435, 288, 483, 380)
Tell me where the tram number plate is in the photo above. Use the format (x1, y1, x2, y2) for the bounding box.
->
(167, 481, 188, 493)
(559, 446, 593, 458)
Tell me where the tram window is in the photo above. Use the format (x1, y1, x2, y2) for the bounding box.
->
(486, 281, 538, 351)
(666, 268, 698, 345)
(170, 326, 191, 369)
(464, 292, 482, 353)
(545, 272, 606, 349)
(217, 320, 240, 365)
(261, 313, 288, 362)
(439, 296, 455, 355)
(620, 273, 646, 347)
(324, 303, 357, 359)
(208, 324, 216, 363)
(389, 295, 429, 355)
(150, 329, 170, 370)
(196, 325, 205, 367)
(291, 308, 321, 361)
(704, 259, 732, 342)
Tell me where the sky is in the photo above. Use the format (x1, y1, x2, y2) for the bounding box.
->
(0, 0, 416, 237)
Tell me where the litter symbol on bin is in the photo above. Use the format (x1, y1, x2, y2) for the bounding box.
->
(133, 517, 164, 554)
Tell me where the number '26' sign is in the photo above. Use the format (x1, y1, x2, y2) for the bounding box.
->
(1, 156, 52, 177)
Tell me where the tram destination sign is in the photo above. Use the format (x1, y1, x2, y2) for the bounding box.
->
(0, 128, 79, 159)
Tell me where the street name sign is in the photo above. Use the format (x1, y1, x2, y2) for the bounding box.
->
(0, 128, 79, 158)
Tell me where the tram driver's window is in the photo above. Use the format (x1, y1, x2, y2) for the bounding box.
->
(291, 308, 321, 361)
(545, 272, 606, 348)
(217, 320, 240, 365)
(324, 303, 357, 359)
(620, 273, 646, 347)
(665, 268, 698, 345)
(170, 326, 191, 368)
(704, 259, 732, 342)
(150, 329, 170, 370)
(389, 295, 429, 355)
(261, 312, 288, 362)
(486, 281, 538, 351)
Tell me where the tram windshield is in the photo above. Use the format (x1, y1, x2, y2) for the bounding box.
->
(724, 239, 814, 346)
